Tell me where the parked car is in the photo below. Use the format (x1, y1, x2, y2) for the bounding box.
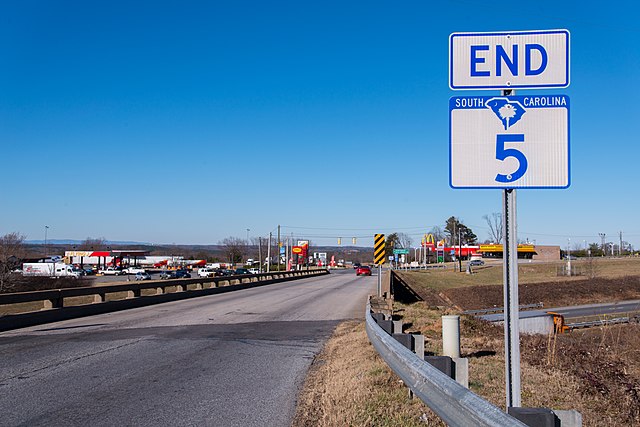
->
(83, 267, 96, 275)
(160, 270, 191, 279)
(220, 269, 236, 276)
(248, 268, 260, 274)
(135, 272, 152, 281)
(124, 266, 146, 274)
(353, 263, 361, 269)
(99, 267, 125, 276)
(72, 267, 87, 276)
(356, 266, 372, 276)
(175, 270, 191, 279)
(197, 268, 217, 278)
(469, 259, 485, 266)
(235, 268, 251, 275)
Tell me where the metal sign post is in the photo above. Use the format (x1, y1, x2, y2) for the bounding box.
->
(449, 29, 570, 411)
(502, 187, 521, 408)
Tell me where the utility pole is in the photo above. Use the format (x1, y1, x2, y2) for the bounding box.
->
(452, 221, 457, 270)
(267, 232, 272, 273)
(567, 238, 571, 276)
(285, 237, 289, 271)
(619, 231, 623, 256)
(258, 237, 263, 273)
(44, 225, 49, 258)
(458, 225, 462, 273)
(277, 225, 281, 272)
(598, 233, 606, 257)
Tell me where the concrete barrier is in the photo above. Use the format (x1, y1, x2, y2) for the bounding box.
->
(0, 269, 329, 331)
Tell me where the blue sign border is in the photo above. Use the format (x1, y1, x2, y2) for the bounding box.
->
(448, 95, 571, 189)
(449, 29, 570, 90)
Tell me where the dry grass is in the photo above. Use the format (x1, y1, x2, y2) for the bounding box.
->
(298, 309, 640, 426)
(407, 257, 640, 291)
(294, 259, 640, 426)
(292, 320, 444, 427)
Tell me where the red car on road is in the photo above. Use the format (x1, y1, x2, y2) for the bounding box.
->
(356, 266, 371, 276)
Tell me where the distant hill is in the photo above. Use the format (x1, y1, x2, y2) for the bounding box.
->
(26, 239, 152, 246)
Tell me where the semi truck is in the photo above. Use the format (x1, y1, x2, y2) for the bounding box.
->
(22, 263, 82, 278)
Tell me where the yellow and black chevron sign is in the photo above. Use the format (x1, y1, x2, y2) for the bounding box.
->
(374, 234, 386, 265)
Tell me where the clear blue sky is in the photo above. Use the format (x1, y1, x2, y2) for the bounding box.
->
(1, 1, 638, 250)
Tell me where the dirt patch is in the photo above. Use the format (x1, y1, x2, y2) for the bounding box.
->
(442, 276, 640, 310)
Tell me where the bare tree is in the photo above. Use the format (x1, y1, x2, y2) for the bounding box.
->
(78, 237, 107, 250)
(429, 226, 445, 244)
(219, 237, 246, 264)
(0, 232, 26, 292)
(397, 232, 413, 249)
(483, 213, 503, 244)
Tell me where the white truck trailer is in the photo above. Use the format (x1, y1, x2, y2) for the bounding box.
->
(22, 263, 81, 278)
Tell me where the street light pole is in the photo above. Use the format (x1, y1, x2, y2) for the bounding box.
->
(44, 225, 49, 258)
(246, 228, 250, 263)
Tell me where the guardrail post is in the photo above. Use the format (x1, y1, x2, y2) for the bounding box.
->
(92, 293, 105, 303)
(508, 408, 559, 427)
(392, 320, 403, 333)
(155, 286, 164, 295)
(412, 334, 425, 359)
(194, 282, 203, 290)
(453, 357, 469, 388)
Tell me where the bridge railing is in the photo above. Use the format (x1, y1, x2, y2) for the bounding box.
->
(0, 269, 329, 331)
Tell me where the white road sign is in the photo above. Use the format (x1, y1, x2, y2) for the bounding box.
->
(449, 95, 570, 189)
(449, 29, 570, 90)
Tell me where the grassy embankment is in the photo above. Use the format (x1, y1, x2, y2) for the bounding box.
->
(294, 258, 640, 426)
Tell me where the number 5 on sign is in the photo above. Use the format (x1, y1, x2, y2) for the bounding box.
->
(495, 134, 527, 183)
(449, 95, 570, 189)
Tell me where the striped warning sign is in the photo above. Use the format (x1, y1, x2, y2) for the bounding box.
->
(374, 234, 386, 265)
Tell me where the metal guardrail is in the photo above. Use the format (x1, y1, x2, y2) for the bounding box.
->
(567, 313, 640, 330)
(0, 269, 328, 311)
(365, 301, 526, 427)
(390, 264, 448, 271)
(462, 302, 544, 316)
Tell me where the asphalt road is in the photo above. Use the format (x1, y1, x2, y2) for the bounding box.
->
(0, 269, 376, 427)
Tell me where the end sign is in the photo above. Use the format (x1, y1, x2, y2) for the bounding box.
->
(449, 29, 570, 90)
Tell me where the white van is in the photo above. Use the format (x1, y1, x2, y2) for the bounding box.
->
(198, 268, 217, 278)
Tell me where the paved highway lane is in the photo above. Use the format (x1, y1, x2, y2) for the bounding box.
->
(0, 270, 376, 427)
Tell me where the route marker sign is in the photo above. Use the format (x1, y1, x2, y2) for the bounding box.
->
(374, 234, 386, 265)
(449, 94, 570, 189)
(449, 29, 570, 90)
